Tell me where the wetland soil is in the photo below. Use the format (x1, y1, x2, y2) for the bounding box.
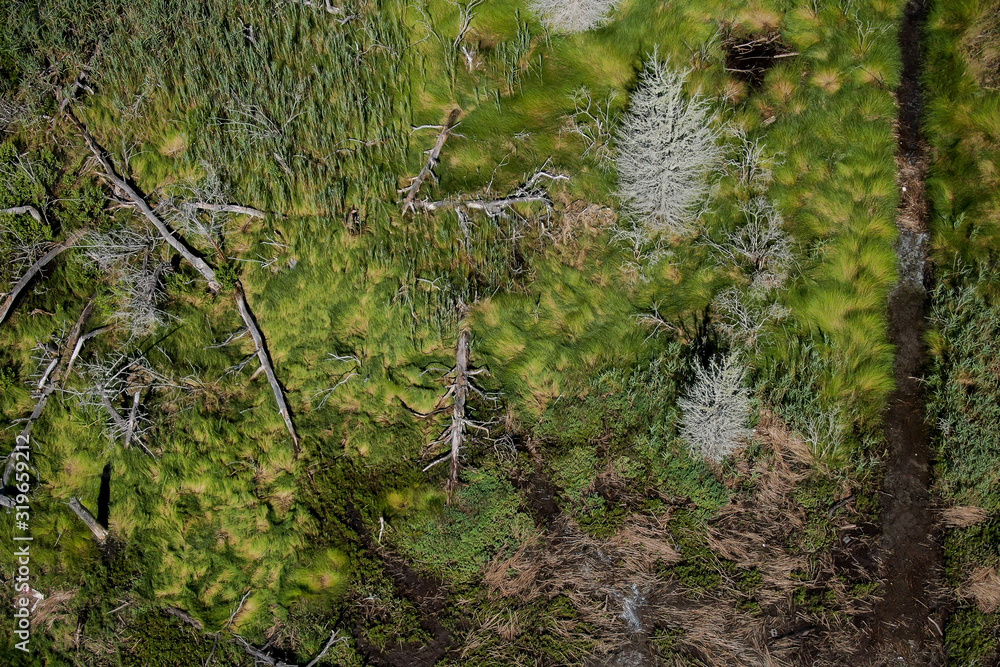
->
(867, 0, 945, 663)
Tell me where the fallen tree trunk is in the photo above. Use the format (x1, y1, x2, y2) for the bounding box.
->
(448, 328, 470, 493)
(164, 606, 203, 631)
(235, 282, 299, 449)
(69, 109, 298, 449)
(67, 111, 222, 293)
(402, 108, 461, 213)
(3, 297, 95, 487)
(409, 193, 551, 215)
(185, 202, 267, 219)
(423, 327, 473, 500)
(68, 497, 108, 544)
(234, 628, 341, 667)
(0, 205, 43, 223)
(0, 229, 87, 326)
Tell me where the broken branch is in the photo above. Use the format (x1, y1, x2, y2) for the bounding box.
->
(402, 108, 461, 213)
(235, 282, 299, 449)
(68, 497, 108, 544)
(0, 229, 87, 326)
(67, 110, 222, 292)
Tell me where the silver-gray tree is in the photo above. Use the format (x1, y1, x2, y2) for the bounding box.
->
(678, 354, 752, 462)
(615, 55, 721, 236)
(530, 0, 620, 33)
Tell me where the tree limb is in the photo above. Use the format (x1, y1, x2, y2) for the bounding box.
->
(185, 202, 267, 219)
(410, 194, 551, 215)
(447, 328, 470, 496)
(0, 205, 43, 223)
(164, 606, 204, 631)
(68, 497, 108, 544)
(235, 282, 299, 449)
(402, 108, 461, 213)
(0, 229, 87, 326)
(3, 296, 96, 487)
(66, 110, 222, 292)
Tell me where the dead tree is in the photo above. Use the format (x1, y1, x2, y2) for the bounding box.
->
(401, 108, 462, 213)
(67, 110, 222, 292)
(423, 326, 496, 498)
(70, 111, 299, 448)
(678, 354, 752, 462)
(0, 229, 87, 326)
(68, 497, 108, 544)
(234, 629, 342, 667)
(701, 197, 793, 291)
(235, 283, 299, 449)
(3, 296, 96, 487)
(530, 0, 620, 33)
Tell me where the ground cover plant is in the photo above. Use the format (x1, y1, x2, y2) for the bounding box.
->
(0, 0, 980, 664)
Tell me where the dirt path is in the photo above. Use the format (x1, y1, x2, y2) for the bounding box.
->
(868, 0, 945, 663)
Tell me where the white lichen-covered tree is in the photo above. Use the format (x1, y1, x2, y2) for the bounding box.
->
(678, 354, 752, 462)
(616, 55, 721, 237)
(530, 0, 620, 33)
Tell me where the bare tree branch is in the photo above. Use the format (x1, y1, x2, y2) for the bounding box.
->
(235, 283, 299, 449)
(0, 229, 87, 326)
(68, 497, 108, 544)
(402, 108, 462, 213)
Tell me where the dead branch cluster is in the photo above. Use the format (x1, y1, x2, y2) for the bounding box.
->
(422, 328, 499, 496)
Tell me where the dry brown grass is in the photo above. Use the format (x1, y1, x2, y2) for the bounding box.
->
(940, 504, 989, 529)
(31, 589, 77, 631)
(469, 412, 876, 665)
(964, 566, 1000, 613)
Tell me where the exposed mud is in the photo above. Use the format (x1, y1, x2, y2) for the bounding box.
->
(867, 0, 945, 663)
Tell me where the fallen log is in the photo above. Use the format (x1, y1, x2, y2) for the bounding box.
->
(409, 193, 551, 215)
(68, 497, 108, 544)
(401, 108, 461, 213)
(0, 229, 87, 326)
(184, 202, 267, 219)
(423, 326, 477, 500)
(448, 327, 470, 493)
(67, 110, 222, 293)
(3, 297, 96, 487)
(0, 205, 43, 223)
(69, 109, 298, 449)
(235, 282, 299, 449)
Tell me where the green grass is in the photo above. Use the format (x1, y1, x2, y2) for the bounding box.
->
(0, 0, 909, 662)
